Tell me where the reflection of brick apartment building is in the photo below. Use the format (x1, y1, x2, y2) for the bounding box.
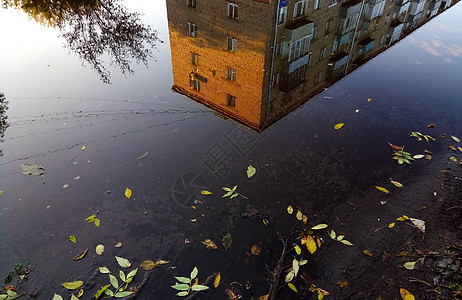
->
(167, 0, 457, 131)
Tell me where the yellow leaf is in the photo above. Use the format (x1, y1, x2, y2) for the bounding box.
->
(388, 222, 395, 228)
(285, 270, 295, 283)
(115, 256, 131, 268)
(251, 244, 262, 255)
(302, 214, 308, 224)
(458, 146, 462, 152)
(368, 98, 372, 102)
(316, 237, 322, 247)
(334, 123, 344, 130)
(363, 250, 373, 257)
(390, 180, 403, 188)
(355, 109, 359, 113)
(140, 260, 157, 270)
(201, 190, 212, 195)
(73, 248, 88, 261)
(305, 235, 317, 254)
(125, 188, 132, 199)
(403, 261, 416, 270)
(294, 245, 302, 255)
(201, 239, 218, 250)
(288, 283, 298, 293)
(296, 210, 303, 221)
(259, 295, 269, 300)
(400, 288, 415, 300)
(62, 281, 84, 290)
(311, 224, 328, 230)
(81, 146, 85, 150)
(214, 273, 221, 288)
(263, 219, 269, 226)
(337, 281, 348, 287)
(375, 186, 389, 194)
(95, 244, 104, 256)
(287, 205, 293, 214)
(340, 239, 353, 246)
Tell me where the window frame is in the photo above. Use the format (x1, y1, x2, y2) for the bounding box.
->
(190, 52, 199, 65)
(288, 36, 311, 62)
(186, 0, 196, 8)
(187, 22, 197, 37)
(227, 37, 238, 52)
(227, 3, 238, 19)
(293, 0, 307, 18)
(227, 68, 237, 81)
(226, 94, 236, 108)
(278, 6, 287, 24)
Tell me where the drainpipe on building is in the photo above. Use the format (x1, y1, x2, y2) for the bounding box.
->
(263, 0, 281, 129)
(345, 0, 366, 75)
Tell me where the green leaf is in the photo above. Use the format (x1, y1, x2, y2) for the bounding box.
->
(6, 291, 17, 298)
(177, 291, 189, 296)
(0, 191, 3, 197)
(69, 235, 76, 243)
(285, 270, 295, 283)
(127, 268, 138, 279)
(175, 276, 191, 283)
(336, 235, 345, 241)
(191, 284, 209, 291)
(109, 274, 119, 289)
(0, 295, 8, 300)
(190, 266, 198, 279)
(404, 261, 416, 270)
(231, 185, 237, 192)
(95, 244, 104, 255)
(247, 165, 256, 178)
(94, 218, 101, 226)
(222, 187, 232, 192)
(340, 240, 353, 246)
(84, 214, 96, 221)
(95, 284, 111, 299)
(71, 295, 79, 300)
(62, 280, 84, 290)
(222, 191, 233, 198)
(73, 248, 88, 261)
(293, 258, 299, 277)
(115, 291, 134, 298)
(171, 284, 190, 291)
(99, 267, 110, 274)
(230, 193, 238, 199)
(104, 289, 114, 297)
(311, 224, 328, 230)
(52, 294, 63, 300)
(451, 135, 460, 143)
(329, 230, 336, 239)
(119, 270, 126, 282)
(222, 232, 232, 251)
(115, 256, 131, 268)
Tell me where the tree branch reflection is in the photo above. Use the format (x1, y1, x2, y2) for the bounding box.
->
(2, 0, 159, 83)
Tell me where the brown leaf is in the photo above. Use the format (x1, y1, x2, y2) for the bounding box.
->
(226, 289, 238, 300)
(363, 250, 373, 257)
(387, 142, 404, 151)
(129, 286, 138, 294)
(440, 133, 446, 138)
(449, 145, 457, 151)
(302, 214, 308, 224)
(201, 239, 218, 250)
(136, 151, 149, 160)
(73, 248, 88, 261)
(5, 285, 16, 291)
(337, 281, 348, 288)
(424, 149, 432, 154)
(140, 260, 157, 270)
(251, 244, 262, 255)
(397, 251, 411, 257)
(427, 123, 435, 128)
(425, 154, 432, 160)
(259, 295, 269, 300)
(382, 253, 391, 261)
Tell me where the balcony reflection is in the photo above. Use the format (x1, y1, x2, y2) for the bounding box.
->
(167, 0, 458, 131)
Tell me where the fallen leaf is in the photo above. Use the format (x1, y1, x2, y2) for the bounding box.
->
(0, 190, 3, 196)
(303, 235, 316, 254)
(4, 285, 15, 291)
(136, 151, 149, 160)
(202, 239, 218, 250)
(115, 242, 123, 248)
(334, 123, 344, 130)
(222, 232, 232, 251)
(96, 244, 104, 255)
(214, 273, 221, 288)
(400, 288, 415, 300)
(73, 176, 80, 180)
(73, 248, 88, 261)
(413, 154, 424, 159)
(388, 222, 396, 228)
(302, 214, 308, 224)
(201, 190, 212, 195)
(125, 188, 132, 199)
(458, 146, 462, 152)
(449, 145, 457, 151)
(355, 109, 359, 113)
(95, 285, 111, 299)
(311, 224, 328, 230)
(403, 261, 416, 270)
(329, 230, 336, 239)
(285, 270, 295, 282)
(63, 184, 69, 189)
(296, 210, 303, 220)
(226, 288, 238, 300)
(387, 142, 403, 151)
(53, 294, 63, 300)
(62, 280, 84, 290)
(140, 260, 157, 270)
(451, 135, 460, 143)
(450, 157, 457, 162)
(340, 240, 353, 246)
(440, 133, 446, 138)
(115, 256, 131, 268)
(287, 205, 293, 214)
(375, 186, 389, 194)
(263, 218, 269, 226)
(427, 123, 435, 128)
(69, 235, 76, 243)
(367, 98, 372, 102)
(409, 218, 425, 233)
(76, 289, 84, 297)
(390, 180, 404, 188)
(363, 250, 373, 257)
(81, 146, 86, 150)
(288, 283, 298, 293)
(247, 165, 256, 178)
(425, 154, 432, 160)
(94, 218, 101, 226)
(294, 244, 302, 255)
(99, 267, 111, 273)
(259, 295, 269, 300)
(251, 244, 262, 255)
(337, 281, 348, 287)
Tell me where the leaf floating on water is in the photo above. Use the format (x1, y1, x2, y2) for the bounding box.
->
(388, 222, 395, 228)
(451, 135, 460, 143)
(311, 224, 328, 230)
(62, 280, 84, 290)
(201, 239, 218, 250)
(329, 230, 336, 239)
(140, 260, 157, 270)
(226, 288, 239, 300)
(125, 188, 132, 199)
(201, 190, 212, 195)
(214, 273, 221, 288)
(73, 248, 88, 261)
(288, 283, 298, 293)
(413, 154, 424, 159)
(450, 157, 458, 163)
(296, 210, 303, 221)
(251, 244, 262, 255)
(338, 281, 348, 287)
(400, 288, 415, 300)
(390, 180, 404, 188)
(334, 123, 344, 130)
(99, 267, 111, 274)
(449, 145, 457, 151)
(115, 242, 123, 248)
(367, 98, 372, 102)
(63, 184, 69, 189)
(285, 270, 295, 283)
(294, 244, 302, 255)
(287, 205, 293, 214)
(69, 235, 76, 243)
(52, 294, 63, 300)
(96, 244, 104, 255)
(302, 214, 308, 224)
(363, 250, 373, 257)
(95, 284, 111, 299)
(94, 218, 101, 227)
(387, 142, 404, 151)
(410, 218, 425, 233)
(222, 232, 232, 252)
(375, 186, 389, 194)
(115, 256, 131, 268)
(355, 109, 359, 113)
(302, 235, 317, 254)
(247, 165, 256, 178)
(0, 190, 3, 197)
(76, 289, 84, 297)
(403, 261, 416, 270)
(136, 151, 149, 160)
(20, 162, 45, 176)
(427, 123, 435, 128)
(340, 240, 353, 246)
